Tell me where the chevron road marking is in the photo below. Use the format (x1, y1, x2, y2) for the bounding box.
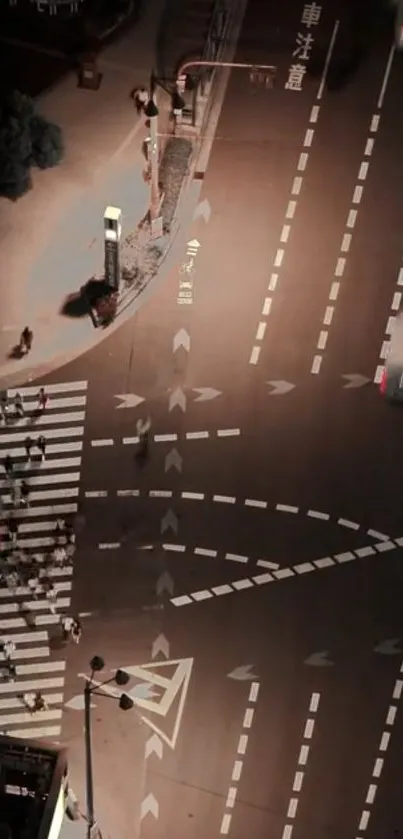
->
(0, 380, 87, 740)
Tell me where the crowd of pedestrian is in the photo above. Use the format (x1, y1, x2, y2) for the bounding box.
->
(0, 385, 82, 714)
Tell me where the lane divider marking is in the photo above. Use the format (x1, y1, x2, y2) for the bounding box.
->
(281, 692, 321, 839)
(169, 536, 403, 607)
(355, 658, 403, 839)
(311, 43, 395, 376)
(220, 681, 260, 835)
(90, 428, 241, 447)
(248, 21, 340, 367)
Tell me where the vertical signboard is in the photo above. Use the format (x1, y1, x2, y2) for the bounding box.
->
(104, 206, 122, 292)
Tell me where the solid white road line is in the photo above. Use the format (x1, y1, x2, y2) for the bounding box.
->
(8, 381, 87, 397)
(0, 647, 49, 662)
(0, 411, 86, 429)
(0, 426, 83, 444)
(0, 609, 68, 630)
(0, 676, 64, 695)
(4, 502, 78, 520)
(0, 595, 70, 615)
(6, 442, 83, 459)
(1, 470, 80, 488)
(0, 693, 63, 711)
(8, 725, 61, 739)
(0, 708, 61, 727)
(0, 581, 71, 601)
(17, 660, 66, 676)
(0, 630, 48, 644)
(8, 457, 82, 473)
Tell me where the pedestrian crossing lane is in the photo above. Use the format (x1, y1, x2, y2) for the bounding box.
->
(0, 380, 87, 739)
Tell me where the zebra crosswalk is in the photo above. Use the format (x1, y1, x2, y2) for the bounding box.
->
(0, 380, 87, 740)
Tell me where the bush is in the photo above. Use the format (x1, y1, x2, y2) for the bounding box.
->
(0, 90, 64, 200)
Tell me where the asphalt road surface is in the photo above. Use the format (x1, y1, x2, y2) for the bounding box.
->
(1, 0, 403, 837)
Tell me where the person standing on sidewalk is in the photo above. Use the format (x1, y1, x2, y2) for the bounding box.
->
(37, 435, 46, 461)
(19, 327, 33, 354)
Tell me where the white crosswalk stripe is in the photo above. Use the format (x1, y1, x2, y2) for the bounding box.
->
(0, 380, 87, 741)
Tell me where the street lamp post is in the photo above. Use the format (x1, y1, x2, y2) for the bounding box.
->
(144, 75, 163, 238)
(83, 655, 134, 839)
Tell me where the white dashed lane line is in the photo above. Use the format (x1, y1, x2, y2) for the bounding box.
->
(90, 429, 241, 447)
(374, 269, 403, 384)
(170, 536, 403, 607)
(87, 488, 389, 540)
(311, 44, 395, 376)
(248, 21, 340, 367)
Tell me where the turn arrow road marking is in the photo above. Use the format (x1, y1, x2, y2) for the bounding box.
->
(304, 651, 334, 667)
(342, 374, 371, 389)
(192, 387, 222, 402)
(173, 328, 190, 353)
(227, 664, 257, 681)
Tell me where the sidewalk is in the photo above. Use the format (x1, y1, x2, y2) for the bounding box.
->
(0, 0, 175, 387)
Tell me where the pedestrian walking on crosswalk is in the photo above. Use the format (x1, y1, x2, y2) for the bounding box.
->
(71, 617, 82, 644)
(53, 546, 67, 568)
(11, 480, 21, 508)
(1, 661, 16, 682)
(1, 396, 11, 425)
(37, 388, 48, 411)
(7, 518, 18, 545)
(1, 639, 16, 662)
(14, 393, 24, 418)
(4, 454, 13, 477)
(44, 579, 57, 614)
(24, 436, 33, 461)
(37, 434, 46, 461)
(21, 480, 30, 507)
(60, 614, 74, 641)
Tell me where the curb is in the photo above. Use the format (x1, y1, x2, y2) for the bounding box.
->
(0, 0, 245, 389)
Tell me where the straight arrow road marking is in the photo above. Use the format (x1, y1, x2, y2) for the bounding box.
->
(192, 387, 222, 402)
(305, 651, 334, 666)
(267, 380, 296, 395)
(169, 387, 187, 413)
(114, 393, 145, 409)
(374, 639, 402, 655)
(164, 448, 183, 473)
(145, 733, 163, 759)
(160, 509, 178, 534)
(152, 634, 170, 659)
(193, 197, 211, 223)
(156, 572, 174, 597)
(140, 793, 159, 820)
(173, 328, 190, 353)
(227, 665, 257, 680)
(342, 374, 371, 388)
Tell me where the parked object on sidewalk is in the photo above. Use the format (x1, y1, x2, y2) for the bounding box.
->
(77, 54, 103, 91)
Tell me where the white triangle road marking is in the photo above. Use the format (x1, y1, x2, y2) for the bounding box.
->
(6, 725, 61, 739)
(1, 647, 49, 663)
(7, 381, 88, 397)
(0, 426, 83, 445)
(0, 693, 64, 712)
(16, 661, 66, 677)
(0, 676, 64, 695)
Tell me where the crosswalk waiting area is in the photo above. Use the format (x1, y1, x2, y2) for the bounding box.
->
(0, 380, 87, 740)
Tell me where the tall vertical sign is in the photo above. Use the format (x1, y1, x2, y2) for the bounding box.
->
(104, 206, 122, 292)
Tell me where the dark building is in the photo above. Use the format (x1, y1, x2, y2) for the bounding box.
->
(0, 734, 68, 839)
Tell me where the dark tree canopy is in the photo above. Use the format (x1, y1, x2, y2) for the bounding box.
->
(0, 90, 64, 200)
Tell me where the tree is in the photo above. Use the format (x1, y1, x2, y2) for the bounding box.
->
(0, 90, 64, 200)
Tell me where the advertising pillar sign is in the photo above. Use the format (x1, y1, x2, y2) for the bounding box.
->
(104, 206, 122, 291)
